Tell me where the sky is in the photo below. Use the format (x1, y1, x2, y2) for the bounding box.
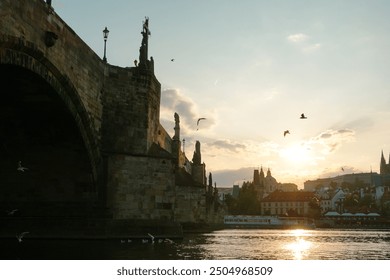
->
(52, 0, 390, 189)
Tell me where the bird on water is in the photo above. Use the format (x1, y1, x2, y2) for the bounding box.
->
(16, 232, 29, 243)
(17, 161, 28, 172)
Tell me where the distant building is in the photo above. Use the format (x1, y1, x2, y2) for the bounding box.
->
(304, 172, 379, 191)
(380, 150, 390, 175)
(315, 188, 346, 214)
(253, 167, 280, 198)
(217, 187, 234, 201)
(330, 189, 346, 213)
(232, 184, 240, 198)
(375, 186, 390, 205)
(305, 151, 390, 192)
(279, 183, 298, 192)
(260, 190, 318, 216)
(380, 151, 390, 186)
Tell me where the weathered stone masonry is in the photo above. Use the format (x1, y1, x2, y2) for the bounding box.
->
(0, 0, 223, 231)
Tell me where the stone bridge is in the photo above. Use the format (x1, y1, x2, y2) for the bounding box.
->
(0, 0, 223, 238)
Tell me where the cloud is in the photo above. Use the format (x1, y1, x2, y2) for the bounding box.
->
(311, 129, 355, 153)
(206, 140, 246, 153)
(161, 88, 196, 120)
(287, 33, 309, 43)
(212, 167, 254, 187)
(263, 88, 280, 101)
(319, 165, 362, 179)
(303, 43, 322, 53)
(160, 88, 215, 133)
(333, 117, 374, 132)
(287, 33, 321, 53)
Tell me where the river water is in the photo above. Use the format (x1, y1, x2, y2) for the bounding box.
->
(1, 229, 390, 260)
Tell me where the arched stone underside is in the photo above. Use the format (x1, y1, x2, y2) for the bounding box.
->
(0, 38, 103, 217)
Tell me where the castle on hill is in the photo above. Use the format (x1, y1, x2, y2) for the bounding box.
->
(304, 151, 390, 191)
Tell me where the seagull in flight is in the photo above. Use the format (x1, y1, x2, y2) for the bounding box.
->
(6, 209, 18, 216)
(171, 58, 175, 62)
(17, 161, 28, 172)
(284, 130, 290, 137)
(197, 118, 206, 126)
(196, 118, 206, 130)
(300, 113, 307, 119)
(16, 231, 29, 243)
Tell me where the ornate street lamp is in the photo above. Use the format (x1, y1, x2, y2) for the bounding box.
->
(102, 26, 109, 62)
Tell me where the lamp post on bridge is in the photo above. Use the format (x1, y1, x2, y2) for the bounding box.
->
(102, 27, 109, 62)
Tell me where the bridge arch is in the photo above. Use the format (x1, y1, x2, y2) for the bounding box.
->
(0, 37, 103, 216)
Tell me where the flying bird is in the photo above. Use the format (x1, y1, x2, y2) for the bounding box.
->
(6, 209, 18, 216)
(284, 130, 290, 137)
(16, 231, 29, 243)
(196, 118, 206, 130)
(17, 161, 28, 172)
(300, 113, 307, 119)
(171, 58, 175, 62)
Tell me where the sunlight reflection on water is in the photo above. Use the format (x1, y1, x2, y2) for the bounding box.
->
(191, 228, 390, 260)
(1, 228, 390, 259)
(284, 229, 313, 260)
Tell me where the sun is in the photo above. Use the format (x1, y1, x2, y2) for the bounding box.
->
(280, 143, 312, 164)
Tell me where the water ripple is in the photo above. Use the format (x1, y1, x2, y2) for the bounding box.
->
(1, 229, 390, 259)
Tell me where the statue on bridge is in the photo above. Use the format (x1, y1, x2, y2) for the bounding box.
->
(192, 141, 202, 165)
(139, 17, 151, 70)
(173, 112, 180, 140)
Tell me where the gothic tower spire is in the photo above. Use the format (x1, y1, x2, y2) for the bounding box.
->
(388, 152, 390, 169)
(253, 169, 260, 186)
(380, 150, 387, 175)
(260, 166, 265, 179)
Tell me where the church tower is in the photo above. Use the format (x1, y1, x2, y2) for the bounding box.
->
(260, 167, 265, 180)
(253, 167, 265, 199)
(253, 169, 260, 186)
(380, 150, 390, 175)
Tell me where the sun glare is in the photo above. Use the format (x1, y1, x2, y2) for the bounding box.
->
(285, 229, 313, 260)
(285, 238, 312, 260)
(291, 229, 307, 236)
(280, 143, 312, 164)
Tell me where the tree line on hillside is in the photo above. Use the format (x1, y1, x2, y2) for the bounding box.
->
(224, 182, 261, 215)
